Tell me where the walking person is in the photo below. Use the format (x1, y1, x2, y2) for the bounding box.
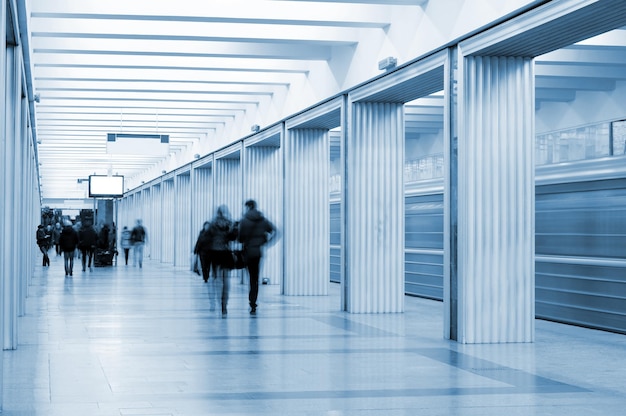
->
(194, 221, 213, 283)
(208, 205, 238, 316)
(78, 223, 98, 272)
(120, 226, 132, 265)
(237, 200, 278, 315)
(52, 222, 62, 256)
(131, 219, 147, 268)
(59, 220, 79, 276)
(36, 224, 51, 267)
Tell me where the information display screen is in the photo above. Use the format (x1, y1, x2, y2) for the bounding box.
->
(88, 175, 124, 197)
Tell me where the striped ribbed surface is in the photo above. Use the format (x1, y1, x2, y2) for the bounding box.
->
(146, 186, 159, 261)
(458, 56, 535, 343)
(161, 179, 175, 263)
(192, 167, 213, 232)
(174, 175, 191, 266)
(284, 129, 329, 296)
(2, 48, 22, 350)
(346, 102, 405, 313)
(214, 159, 242, 227)
(244, 146, 283, 286)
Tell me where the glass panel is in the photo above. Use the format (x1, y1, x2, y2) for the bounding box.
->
(404, 153, 444, 183)
(536, 122, 610, 166)
(612, 120, 626, 156)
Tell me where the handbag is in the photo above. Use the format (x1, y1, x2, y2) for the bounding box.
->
(192, 253, 201, 275)
(232, 250, 245, 269)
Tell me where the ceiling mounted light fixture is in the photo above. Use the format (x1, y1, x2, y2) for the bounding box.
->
(378, 56, 397, 71)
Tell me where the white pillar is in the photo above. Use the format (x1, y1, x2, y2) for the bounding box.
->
(0, 0, 6, 402)
(244, 145, 283, 285)
(450, 55, 535, 343)
(345, 102, 405, 313)
(161, 179, 175, 263)
(174, 174, 191, 267)
(284, 128, 329, 295)
(3, 44, 18, 350)
(214, 158, 242, 222)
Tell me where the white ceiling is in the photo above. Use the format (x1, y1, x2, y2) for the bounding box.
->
(20, 0, 626, 202)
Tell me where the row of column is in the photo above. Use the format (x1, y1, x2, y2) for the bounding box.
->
(119, 47, 534, 345)
(1, 2, 42, 411)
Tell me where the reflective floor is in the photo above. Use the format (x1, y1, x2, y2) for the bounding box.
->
(3, 254, 626, 415)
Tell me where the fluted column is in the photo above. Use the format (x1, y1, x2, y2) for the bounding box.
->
(214, 158, 242, 222)
(0, 3, 7, 402)
(174, 174, 191, 266)
(244, 145, 282, 285)
(161, 179, 175, 263)
(451, 55, 535, 343)
(192, 164, 213, 230)
(284, 128, 329, 295)
(345, 102, 405, 313)
(3, 45, 19, 350)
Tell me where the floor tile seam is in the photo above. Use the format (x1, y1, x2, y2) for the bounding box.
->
(95, 384, 590, 403)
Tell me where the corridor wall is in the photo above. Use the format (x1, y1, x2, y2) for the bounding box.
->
(1, 0, 40, 410)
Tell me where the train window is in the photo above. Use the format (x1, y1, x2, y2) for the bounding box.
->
(612, 119, 626, 156)
(536, 122, 611, 165)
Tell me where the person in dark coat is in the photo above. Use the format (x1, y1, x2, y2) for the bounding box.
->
(194, 221, 212, 283)
(52, 222, 62, 256)
(237, 200, 277, 315)
(36, 224, 51, 267)
(130, 219, 147, 268)
(59, 221, 79, 276)
(78, 223, 98, 272)
(208, 205, 237, 316)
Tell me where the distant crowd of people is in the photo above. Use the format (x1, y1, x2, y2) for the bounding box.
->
(36, 199, 278, 317)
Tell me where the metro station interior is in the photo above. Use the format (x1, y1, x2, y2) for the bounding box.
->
(1, 0, 626, 414)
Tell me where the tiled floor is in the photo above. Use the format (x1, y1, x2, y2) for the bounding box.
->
(3, 254, 626, 415)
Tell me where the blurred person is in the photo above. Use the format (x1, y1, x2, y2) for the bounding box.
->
(52, 222, 62, 256)
(36, 224, 50, 267)
(237, 200, 278, 315)
(45, 225, 53, 248)
(59, 220, 79, 277)
(193, 221, 212, 283)
(208, 205, 238, 316)
(78, 222, 98, 272)
(120, 226, 132, 265)
(130, 219, 147, 268)
(98, 223, 111, 250)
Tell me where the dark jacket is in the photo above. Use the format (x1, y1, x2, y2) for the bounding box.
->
(36, 226, 49, 247)
(59, 226, 79, 252)
(209, 216, 237, 251)
(238, 209, 275, 258)
(131, 225, 146, 243)
(78, 226, 98, 250)
(194, 229, 212, 255)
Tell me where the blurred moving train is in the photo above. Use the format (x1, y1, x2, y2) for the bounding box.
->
(330, 152, 626, 335)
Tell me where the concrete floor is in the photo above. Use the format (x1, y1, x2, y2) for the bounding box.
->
(3, 253, 626, 415)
